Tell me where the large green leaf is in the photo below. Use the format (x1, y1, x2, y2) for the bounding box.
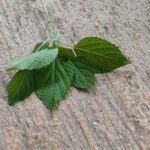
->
(69, 58, 95, 89)
(8, 47, 58, 70)
(34, 58, 73, 110)
(7, 70, 34, 105)
(74, 37, 131, 73)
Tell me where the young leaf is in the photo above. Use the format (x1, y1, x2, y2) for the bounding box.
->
(74, 37, 131, 73)
(33, 42, 49, 52)
(54, 41, 76, 59)
(33, 32, 60, 53)
(7, 70, 34, 105)
(8, 47, 58, 70)
(34, 58, 73, 110)
(58, 46, 76, 59)
(49, 31, 61, 44)
(69, 58, 95, 89)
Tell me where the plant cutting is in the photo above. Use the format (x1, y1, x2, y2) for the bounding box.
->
(6, 1, 131, 111)
(7, 32, 131, 111)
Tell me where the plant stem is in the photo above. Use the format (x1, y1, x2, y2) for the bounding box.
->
(39, 0, 60, 35)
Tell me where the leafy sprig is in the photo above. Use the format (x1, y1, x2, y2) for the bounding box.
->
(7, 33, 131, 111)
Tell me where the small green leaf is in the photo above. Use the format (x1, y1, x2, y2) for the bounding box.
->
(34, 58, 73, 110)
(74, 37, 131, 73)
(8, 47, 58, 70)
(33, 32, 61, 53)
(53, 41, 76, 59)
(33, 42, 49, 52)
(58, 46, 76, 59)
(49, 31, 61, 44)
(7, 70, 34, 105)
(69, 58, 95, 89)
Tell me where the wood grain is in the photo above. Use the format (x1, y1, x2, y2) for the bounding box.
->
(0, 0, 150, 149)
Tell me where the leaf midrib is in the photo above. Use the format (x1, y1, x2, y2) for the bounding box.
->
(74, 47, 125, 63)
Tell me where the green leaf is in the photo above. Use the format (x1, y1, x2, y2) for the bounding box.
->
(34, 58, 73, 110)
(33, 32, 61, 53)
(8, 47, 58, 70)
(58, 46, 76, 59)
(33, 42, 49, 52)
(69, 58, 95, 89)
(50, 31, 61, 43)
(53, 41, 76, 59)
(7, 70, 34, 105)
(74, 37, 131, 73)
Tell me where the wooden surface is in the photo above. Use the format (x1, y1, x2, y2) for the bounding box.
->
(0, 0, 150, 150)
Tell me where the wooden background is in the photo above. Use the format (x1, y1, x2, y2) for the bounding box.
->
(0, 0, 150, 149)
